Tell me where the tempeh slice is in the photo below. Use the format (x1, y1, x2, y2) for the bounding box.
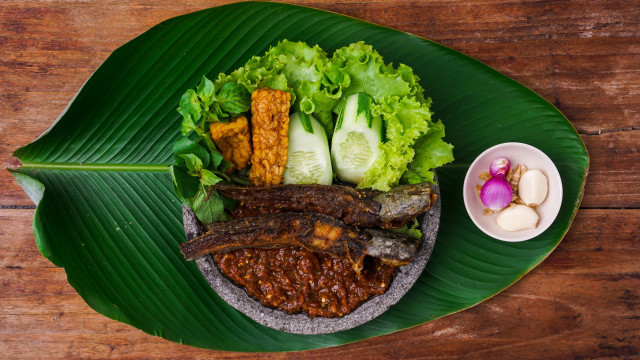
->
(249, 88, 291, 185)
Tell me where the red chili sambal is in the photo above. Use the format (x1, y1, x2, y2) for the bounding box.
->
(213, 246, 396, 317)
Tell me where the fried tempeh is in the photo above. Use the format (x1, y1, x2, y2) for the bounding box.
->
(179, 212, 420, 271)
(216, 182, 435, 229)
(210, 115, 252, 173)
(249, 88, 291, 185)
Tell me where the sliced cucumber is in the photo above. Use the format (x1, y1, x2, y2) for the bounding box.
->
(283, 112, 333, 185)
(330, 93, 382, 184)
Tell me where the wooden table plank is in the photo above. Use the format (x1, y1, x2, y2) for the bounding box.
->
(581, 131, 640, 208)
(2, 0, 639, 358)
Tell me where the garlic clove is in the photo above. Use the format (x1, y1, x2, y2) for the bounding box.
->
(496, 204, 539, 231)
(518, 169, 548, 206)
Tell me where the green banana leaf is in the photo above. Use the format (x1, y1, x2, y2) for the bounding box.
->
(11, 2, 588, 352)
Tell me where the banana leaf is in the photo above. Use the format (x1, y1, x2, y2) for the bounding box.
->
(11, 2, 588, 352)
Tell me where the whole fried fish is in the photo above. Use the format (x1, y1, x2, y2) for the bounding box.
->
(216, 182, 435, 229)
(179, 212, 420, 272)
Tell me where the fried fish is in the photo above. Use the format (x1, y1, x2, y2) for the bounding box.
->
(179, 212, 420, 271)
(216, 182, 435, 229)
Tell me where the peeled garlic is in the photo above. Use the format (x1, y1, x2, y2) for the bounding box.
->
(518, 169, 548, 206)
(496, 204, 539, 231)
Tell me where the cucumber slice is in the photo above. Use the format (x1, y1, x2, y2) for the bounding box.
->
(331, 93, 382, 184)
(283, 112, 333, 185)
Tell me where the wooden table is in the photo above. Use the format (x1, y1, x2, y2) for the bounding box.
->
(1, 1, 638, 358)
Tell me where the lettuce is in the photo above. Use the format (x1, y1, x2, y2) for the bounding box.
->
(210, 40, 454, 191)
(326, 42, 425, 106)
(326, 42, 450, 190)
(403, 120, 455, 184)
(391, 218, 422, 239)
(359, 96, 433, 190)
(215, 40, 340, 135)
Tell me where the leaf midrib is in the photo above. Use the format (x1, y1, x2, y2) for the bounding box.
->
(19, 162, 169, 172)
(18, 159, 469, 173)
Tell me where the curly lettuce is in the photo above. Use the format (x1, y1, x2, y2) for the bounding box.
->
(326, 42, 452, 191)
(215, 40, 339, 135)
(358, 96, 433, 190)
(325, 42, 425, 106)
(403, 119, 455, 184)
(210, 40, 454, 191)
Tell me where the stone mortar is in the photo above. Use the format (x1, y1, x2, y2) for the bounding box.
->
(182, 177, 440, 334)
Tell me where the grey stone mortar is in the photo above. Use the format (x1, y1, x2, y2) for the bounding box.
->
(181, 177, 440, 334)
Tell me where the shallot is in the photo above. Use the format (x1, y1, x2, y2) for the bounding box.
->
(480, 174, 513, 211)
(489, 157, 511, 177)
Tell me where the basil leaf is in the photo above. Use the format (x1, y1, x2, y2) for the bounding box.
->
(180, 114, 198, 136)
(220, 192, 238, 211)
(207, 103, 224, 122)
(217, 83, 251, 115)
(209, 149, 224, 170)
(200, 169, 222, 186)
(186, 188, 225, 224)
(197, 76, 216, 107)
(168, 165, 199, 200)
(178, 89, 202, 122)
(173, 137, 210, 169)
(179, 153, 203, 176)
(218, 159, 233, 173)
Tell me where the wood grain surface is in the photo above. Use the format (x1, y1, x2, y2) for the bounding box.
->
(1, 0, 638, 358)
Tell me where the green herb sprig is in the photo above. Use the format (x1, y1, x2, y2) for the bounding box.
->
(169, 76, 251, 223)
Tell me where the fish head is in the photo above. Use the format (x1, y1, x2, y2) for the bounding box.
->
(374, 183, 433, 225)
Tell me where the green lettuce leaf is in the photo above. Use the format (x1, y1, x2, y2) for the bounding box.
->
(327, 42, 450, 190)
(403, 120, 455, 184)
(215, 40, 341, 135)
(327, 42, 425, 110)
(205, 40, 454, 193)
(390, 218, 422, 239)
(359, 96, 433, 191)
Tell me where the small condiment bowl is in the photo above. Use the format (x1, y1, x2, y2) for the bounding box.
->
(463, 142, 563, 242)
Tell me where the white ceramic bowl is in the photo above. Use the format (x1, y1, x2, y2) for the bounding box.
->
(463, 142, 563, 242)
